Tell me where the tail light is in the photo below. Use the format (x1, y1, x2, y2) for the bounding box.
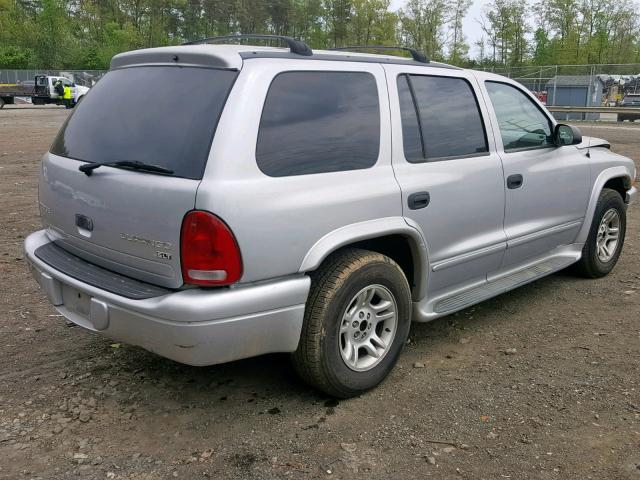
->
(180, 211, 242, 286)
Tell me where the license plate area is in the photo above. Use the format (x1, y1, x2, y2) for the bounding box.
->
(62, 284, 91, 318)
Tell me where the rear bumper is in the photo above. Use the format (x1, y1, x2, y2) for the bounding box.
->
(24, 230, 310, 366)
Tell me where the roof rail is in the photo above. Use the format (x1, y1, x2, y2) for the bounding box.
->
(182, 34, 313, 57)
(329, 45, 429, 63)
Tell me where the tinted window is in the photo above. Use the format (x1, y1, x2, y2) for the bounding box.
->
(397, 75, 424, 160)
(397, 74, 488, 162)
(485, 81, 553, 151)
(256, 71, 380, 177)
(51, 66, 237, 179)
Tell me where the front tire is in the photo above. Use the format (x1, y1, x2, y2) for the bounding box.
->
(292, 248, 412, 398)
(574, 188, 626, 278)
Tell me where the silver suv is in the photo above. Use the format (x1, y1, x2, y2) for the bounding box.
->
(25, 36, 637, 398)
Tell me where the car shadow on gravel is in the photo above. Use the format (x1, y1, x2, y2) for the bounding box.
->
(91, 339, 327, 406)
(85, 268, 585, 406)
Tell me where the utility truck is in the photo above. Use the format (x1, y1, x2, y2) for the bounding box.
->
(0, 75, 89, 108)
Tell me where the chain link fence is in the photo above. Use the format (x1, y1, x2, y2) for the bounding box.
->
(483, 63, 640, 104)
(483, 63, 640, 121)
(0, 69, 107, 87)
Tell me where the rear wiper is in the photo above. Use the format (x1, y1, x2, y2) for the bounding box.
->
(79, 160, 174, 176)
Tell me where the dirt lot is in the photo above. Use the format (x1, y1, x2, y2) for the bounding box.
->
(1, 105, 639, 480)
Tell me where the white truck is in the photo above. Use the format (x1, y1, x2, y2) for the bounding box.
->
(0, 74, 90, 108)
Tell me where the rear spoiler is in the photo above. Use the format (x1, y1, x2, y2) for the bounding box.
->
(111, 45, 242, 70)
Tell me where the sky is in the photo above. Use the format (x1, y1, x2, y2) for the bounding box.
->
(390, 0, 486, 56)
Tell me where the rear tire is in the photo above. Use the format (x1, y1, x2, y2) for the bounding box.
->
(292, 248, 412, 398)
(574, 188, 626, 278)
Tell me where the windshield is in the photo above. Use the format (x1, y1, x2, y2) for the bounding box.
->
(50, 66, 237, 179)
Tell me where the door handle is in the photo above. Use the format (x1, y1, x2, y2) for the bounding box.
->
(408, 191, 430, 210)
(507, 174, 523, 189)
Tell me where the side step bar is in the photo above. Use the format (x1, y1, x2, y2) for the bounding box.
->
(433, 256, 573, 314)
(413, 245, 583, 322)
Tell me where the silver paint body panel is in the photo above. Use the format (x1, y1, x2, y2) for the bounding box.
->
(38, 153, 197, 288)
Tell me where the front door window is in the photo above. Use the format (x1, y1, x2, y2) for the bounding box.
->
(486, 81, 553, 151)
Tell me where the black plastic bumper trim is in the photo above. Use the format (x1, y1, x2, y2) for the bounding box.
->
(34, 242, 172, 300)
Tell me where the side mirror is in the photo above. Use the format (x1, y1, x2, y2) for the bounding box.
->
(554, 124, 582, 146)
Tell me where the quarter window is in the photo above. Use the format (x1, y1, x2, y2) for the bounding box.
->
(485, 81, 553, 151)
(397, 74, 488, 162)
(256, 71, 380, 177)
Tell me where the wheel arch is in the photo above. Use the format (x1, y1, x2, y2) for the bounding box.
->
(299, 217, 429, 301)
(602, 176, 631, 199)
(576, 167, 633, 244)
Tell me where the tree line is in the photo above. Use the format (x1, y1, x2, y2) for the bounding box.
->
(0, 0, 639, 70)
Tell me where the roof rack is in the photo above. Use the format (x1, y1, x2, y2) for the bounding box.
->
(182, 34, 313, 57)
(329, 46, 429, 64)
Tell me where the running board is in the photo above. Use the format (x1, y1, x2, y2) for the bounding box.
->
(434, 257, 571, 313)
(416, 250, 582, 321)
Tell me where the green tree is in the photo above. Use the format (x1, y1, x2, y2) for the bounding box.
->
(531, 27, 553, 65)
(398, 0, 448, 61)
(325, 0, 351, 47)
(1, 0, 639, 70)
(447, 0, 471, 63)
(36, 0, 72, 67)
(479, 0, 528, 66)
(0, 46, 34, 67)
(349, 0, 395, 46)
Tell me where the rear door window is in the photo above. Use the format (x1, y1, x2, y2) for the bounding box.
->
(397, 74, 488, 162)
(50, 66, 237, 179)
(256, 71, 380, 177)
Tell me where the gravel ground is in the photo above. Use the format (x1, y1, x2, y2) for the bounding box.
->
(1, 105, 639, 480)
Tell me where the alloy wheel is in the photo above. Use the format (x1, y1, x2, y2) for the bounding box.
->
(339, 284, 398, 372)
(596, 208, 620, 262)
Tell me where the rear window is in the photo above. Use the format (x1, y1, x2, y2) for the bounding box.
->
(397, 74, 488, 162)
(256, 71, 380, 177)
(50, 66, 237, 180)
